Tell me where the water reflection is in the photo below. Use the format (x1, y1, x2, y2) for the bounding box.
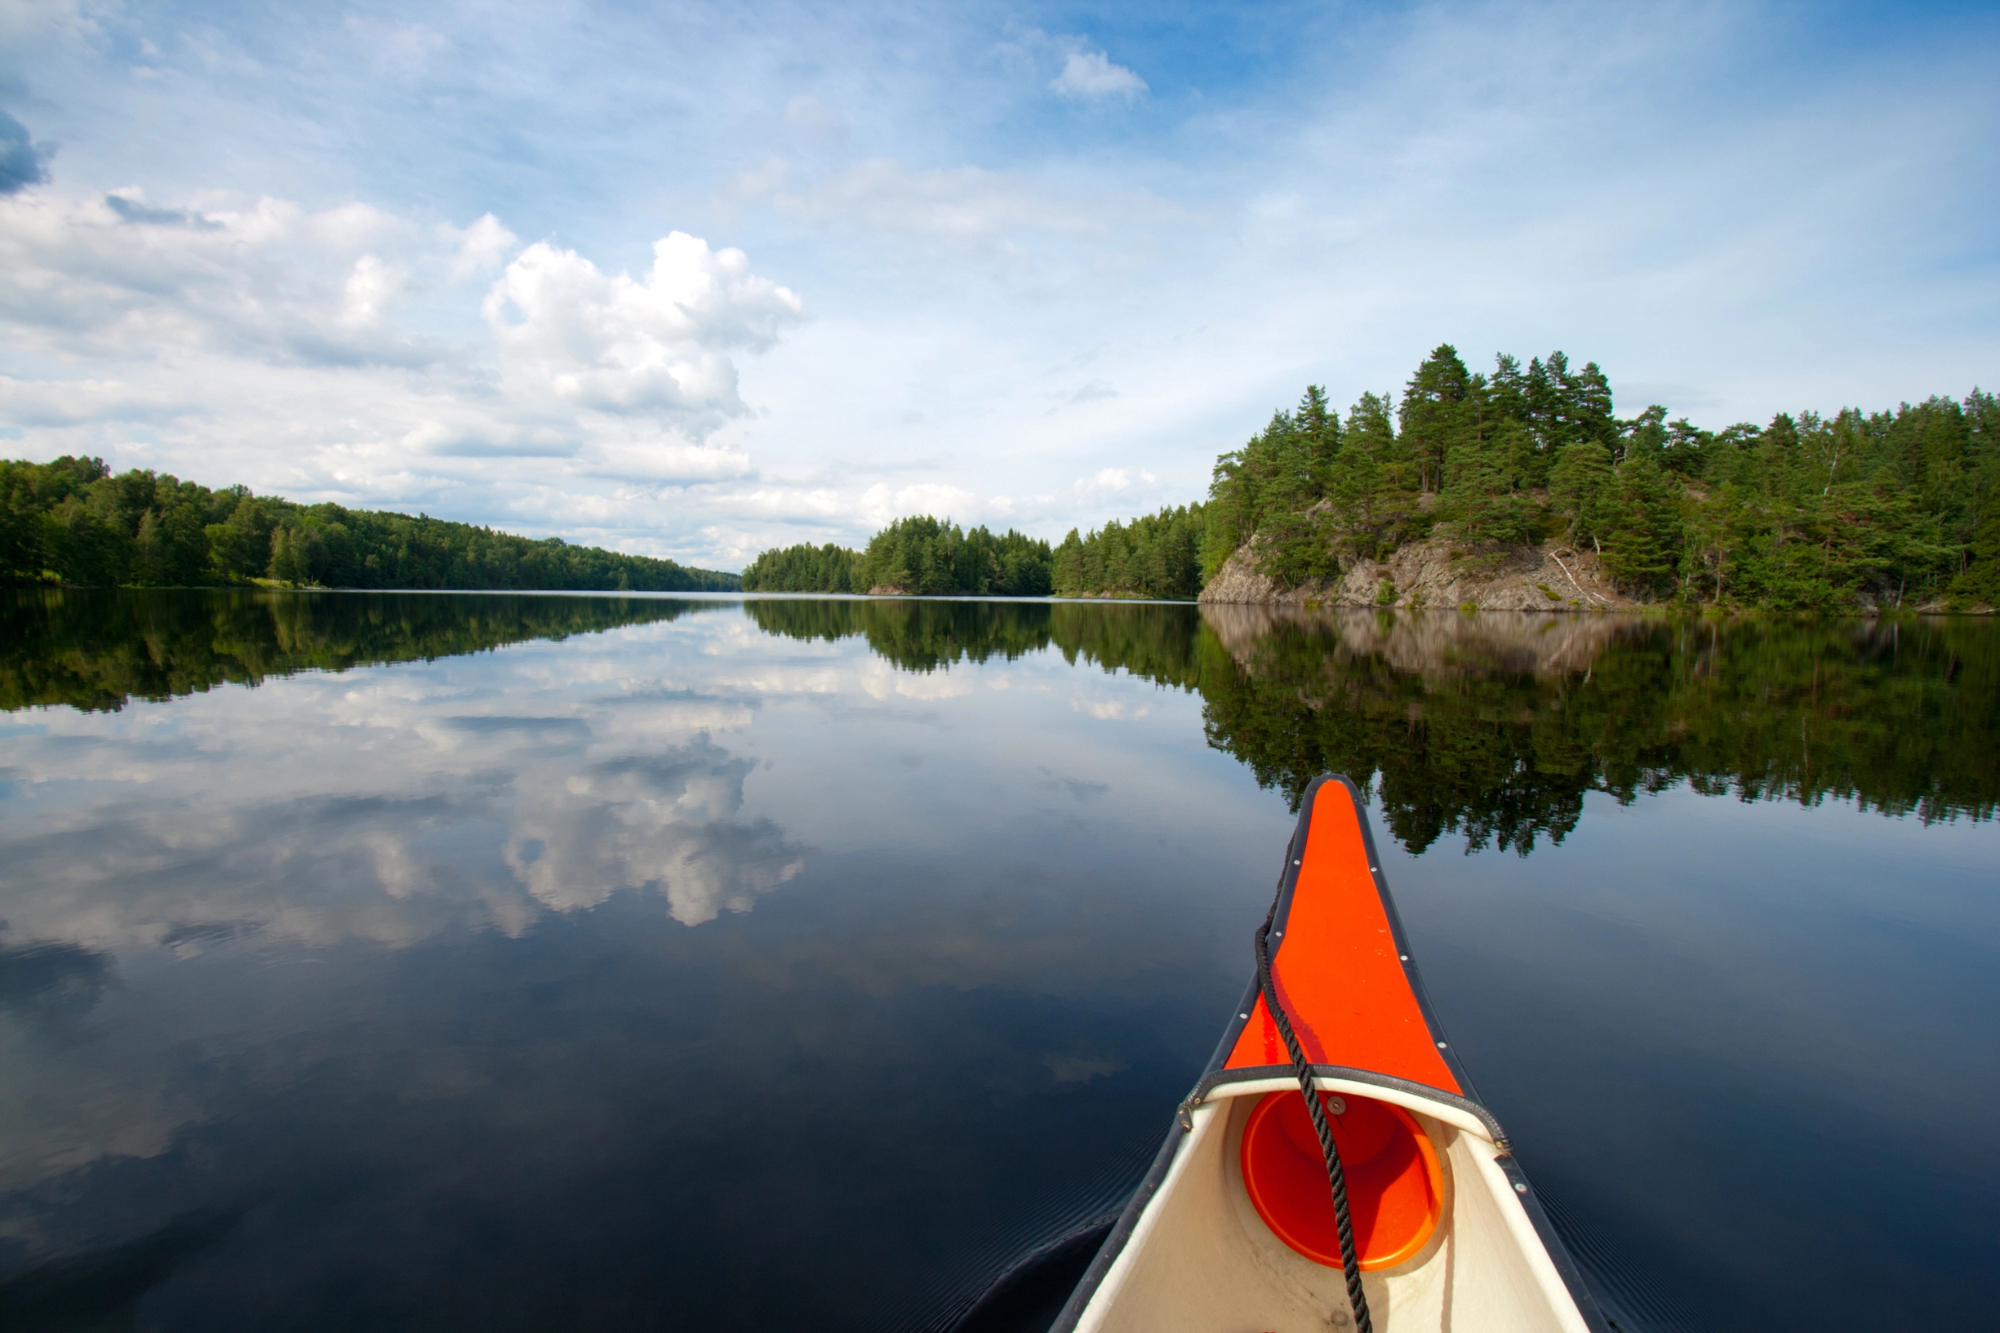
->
(1, 588, 713, 712)
(746, 596, 1203, 687)
(2, 591, 1263, 1332)
(503, 740, 803, 923)
(747, 597, 1998, 849)
(0, 591, 1995, 1332)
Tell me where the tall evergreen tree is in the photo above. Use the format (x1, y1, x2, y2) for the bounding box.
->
(1548, 440, 1615, 550)
(1400, 344, 1472, 494)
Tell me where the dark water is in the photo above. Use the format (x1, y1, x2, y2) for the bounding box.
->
(1, 590, 1994, 1332)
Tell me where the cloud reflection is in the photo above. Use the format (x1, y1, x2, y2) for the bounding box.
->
(0, 628, 804, 954)
(504, 742, 803, 924)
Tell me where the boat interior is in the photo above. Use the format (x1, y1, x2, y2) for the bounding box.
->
(1072, 1075, 1595, 1333)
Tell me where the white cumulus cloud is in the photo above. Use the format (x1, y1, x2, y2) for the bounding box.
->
(0, 185, 803, 554)
(484, 232, 803, 428)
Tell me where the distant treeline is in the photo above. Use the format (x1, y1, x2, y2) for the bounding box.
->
(0, 455, 741, 592)
(1, 588, 720, 712)
(742, 507, 1206, 599)
(1052, 505, 1205, 599)
(1206, 348, 2000, 609)
(741, 516, 1052, 596)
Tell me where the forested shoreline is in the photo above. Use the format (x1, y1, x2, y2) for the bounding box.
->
(740, 515, 1054, 596)
(0, 455, 740, 592)
(741, 508, 1207, 599)
(14, 344, 1994, 611)
(743, 350, 2000, 611)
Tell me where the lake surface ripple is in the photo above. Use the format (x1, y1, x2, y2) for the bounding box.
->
(1, 590, 1995, 1331)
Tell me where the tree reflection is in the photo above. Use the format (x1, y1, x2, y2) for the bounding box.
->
(750, 598, 1998, 852)
(1, 589, 722, 712)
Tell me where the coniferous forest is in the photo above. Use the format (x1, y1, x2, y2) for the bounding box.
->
(741, 516, 1053, 596)
(743, 347, 2000, 610)
(11, 346, 1996, 609)
(0, 456, 740, 592)
(1200, 348, 1998, 610)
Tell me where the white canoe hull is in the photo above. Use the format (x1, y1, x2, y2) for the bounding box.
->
(1053, 773, 1610, 1332)
(1058, 1073, 1603, 1332)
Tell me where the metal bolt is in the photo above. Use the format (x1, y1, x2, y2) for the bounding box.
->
(1437, 1042, 1448, 1049)
(1400, 954, 1409, 961)
(1326, 1096, 1346, 1115)
(1239, 1013, 1249, 1020)
(1514, 1183, 1528, 1194)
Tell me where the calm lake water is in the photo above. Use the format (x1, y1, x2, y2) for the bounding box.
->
(1, 590, 1995, 1332)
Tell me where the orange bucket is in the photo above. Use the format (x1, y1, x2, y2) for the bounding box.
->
(1240, 1090, 1444, 1271)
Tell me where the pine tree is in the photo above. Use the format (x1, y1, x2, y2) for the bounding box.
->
(1295, 385, 1341, 494)
(1951, 488, 2000, 607)
(1549, 441, 1615, 550)
(1400, 345, 1472, 494)
(1440, 423, 1530, 545)
(1598, 453, 1681, 595)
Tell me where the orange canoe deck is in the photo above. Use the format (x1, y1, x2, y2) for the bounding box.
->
(1222, 776, 1461, 1095)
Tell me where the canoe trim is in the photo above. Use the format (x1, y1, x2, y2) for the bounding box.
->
(1184, 1065, 1509, 1149)
(1489, 1149, 1619, 1333)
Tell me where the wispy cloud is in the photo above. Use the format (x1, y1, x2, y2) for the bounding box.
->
(1051, 48, 1146, 100)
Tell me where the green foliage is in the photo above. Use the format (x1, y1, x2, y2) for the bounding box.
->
(1200, 348, 1994, 608)
(1950, 487, 2000, 607)
(1052, 505, 1205, 599)
(1201, 385, 1372, 583)
(1400, 344, 1473, 495)
(1597, 452, 1682, 594)
(0, 456, 739, 592)
(741, 505, 1201, 603)
(853, 516, 1052, 596)
(1438, 420, 1534, 546)
(740, 542, 862, 592)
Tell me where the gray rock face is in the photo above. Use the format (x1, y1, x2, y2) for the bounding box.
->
(1197, 537, 1633, 611)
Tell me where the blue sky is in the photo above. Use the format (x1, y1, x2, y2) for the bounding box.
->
(2, 0, 1996, 568)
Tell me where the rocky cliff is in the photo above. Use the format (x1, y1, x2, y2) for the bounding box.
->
(1197, 537, 1632, 611)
